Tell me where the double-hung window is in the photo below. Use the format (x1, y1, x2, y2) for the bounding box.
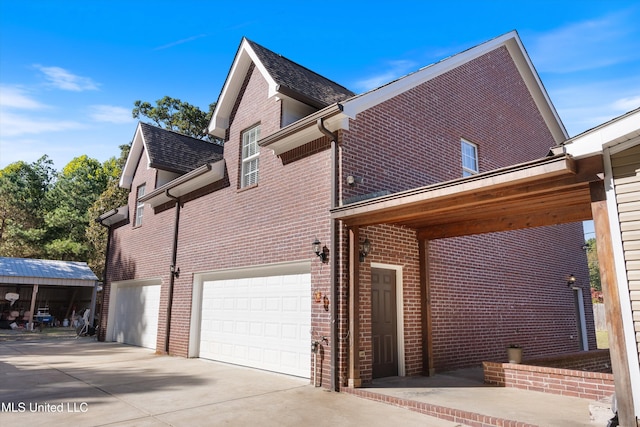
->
(135, 183, 146, 226)
(461, 139, 478, 177)
(241, 125, 260, 187)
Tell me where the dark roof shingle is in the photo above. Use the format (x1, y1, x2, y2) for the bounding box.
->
(246, 39, 355, 107)
(139, 122, 224, 173)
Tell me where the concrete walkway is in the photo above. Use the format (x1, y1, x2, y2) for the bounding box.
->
(0, 333, 461, 427)
(347, 369, 609, 427)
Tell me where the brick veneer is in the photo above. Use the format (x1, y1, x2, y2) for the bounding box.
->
(104, 41, 594, 390)
(483, 350, 615, 400)
(345, 387, 537, 427)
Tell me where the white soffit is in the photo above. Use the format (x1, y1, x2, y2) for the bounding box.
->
(119, 123, 150, 189)
(208, 39, 278, 139)
(564, 109, 640, 158)
(140, 160, 225, 208)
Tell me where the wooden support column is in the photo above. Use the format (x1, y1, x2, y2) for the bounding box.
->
(591, 181, 636, 426)
(28, 284, 38, 330)
(418, 238, 435, 376)
(348, 227, 362, 387)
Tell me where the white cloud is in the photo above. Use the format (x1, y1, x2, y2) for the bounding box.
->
(89, 105, 134, 123)
(154, 34, 207, 51)
(528, 9, 640, 73)
(611, 96, 640, 112)
(353, 59, 418, 92)
(0, 110, 85, 138)
(0, 85, 48, 110)
(34, 65, 100, 91)
(550, 78, 640, 136)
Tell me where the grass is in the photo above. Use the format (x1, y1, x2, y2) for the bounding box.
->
(596, 330, 609, 349)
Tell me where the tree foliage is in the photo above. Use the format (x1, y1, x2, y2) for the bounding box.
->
(132, 96, 219, 143)
(585, 237, 601, 292)
(86, 144, 130, 279)
(0, 149, 128, 277)
(0, 156, 55, 257)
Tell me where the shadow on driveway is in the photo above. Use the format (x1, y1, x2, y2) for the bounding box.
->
(0, 336, 460, 427)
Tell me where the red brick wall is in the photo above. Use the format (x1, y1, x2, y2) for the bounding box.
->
(483, 352, 615, 400)
(338, 46, 593, 379)
(104, 65, 334, 359)
(104, 43, 594, 388)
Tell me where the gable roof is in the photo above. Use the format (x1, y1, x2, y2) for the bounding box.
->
(246, 39, 355, 107)
(0, 257, 98, 287)
(120, 122, 224, 189)
(207, 38, 354, 138)
(260, 31, 569, 155)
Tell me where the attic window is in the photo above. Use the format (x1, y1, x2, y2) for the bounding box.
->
(241, 124, 260, 187)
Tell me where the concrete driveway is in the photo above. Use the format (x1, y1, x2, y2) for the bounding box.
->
(0, 334, 462, 427)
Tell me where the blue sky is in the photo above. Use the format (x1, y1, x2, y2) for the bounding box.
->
(1, 0, 639, 173)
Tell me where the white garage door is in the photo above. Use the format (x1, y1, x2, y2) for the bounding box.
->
(111, 282, 161, 350)
(199, 273, 311, 378)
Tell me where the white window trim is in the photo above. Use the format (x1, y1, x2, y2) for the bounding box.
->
(461, 139, 479, 177)
(135, 184, 146, 226)
(241, 125, 260, 187)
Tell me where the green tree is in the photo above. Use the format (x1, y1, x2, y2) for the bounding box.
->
(0, 156, 55, 257)
(132, 96, 219, 143)
(586, 237, 601, 292)
(43, 155, 109, 260)
(86, 144, 131, 278)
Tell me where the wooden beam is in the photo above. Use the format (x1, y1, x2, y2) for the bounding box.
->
(417, 201, 594, 240)
(348, 227, 362, 387)
(591, 181, 636, 426)
(28, 284, 38, 331)
(333, 155, 604, 228)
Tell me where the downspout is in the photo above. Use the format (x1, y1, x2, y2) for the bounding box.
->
(165, 189, 181, 354)
(317, 117, 339, 391)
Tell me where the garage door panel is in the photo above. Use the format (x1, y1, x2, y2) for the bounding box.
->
(200, 273, 310, 378)
(112, 283, 160, 350)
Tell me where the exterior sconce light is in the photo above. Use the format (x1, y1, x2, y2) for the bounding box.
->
(312, 237, 329, 263)
(567, 274, 576, 287)
(170, 264, 180, 278)
(359, 237, 371, 262)
(323, 295, 330, 312)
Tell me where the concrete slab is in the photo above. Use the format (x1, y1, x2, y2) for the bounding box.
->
(0, 337, 462, 427)
(355, 369, 608, 427)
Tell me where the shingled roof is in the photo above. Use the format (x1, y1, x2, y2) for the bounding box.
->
(246, 39, 355, 107)
(139, 122, 224, 174)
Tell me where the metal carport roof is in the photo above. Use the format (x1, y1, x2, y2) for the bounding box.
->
(0, 257, 98, 286)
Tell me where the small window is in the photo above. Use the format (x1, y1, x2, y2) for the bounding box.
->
(135, 184, 146, 226)
(241, 125, 260, 187)
(461, 139, 478, 177)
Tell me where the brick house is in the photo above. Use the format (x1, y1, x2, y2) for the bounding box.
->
(99, 31, 593, 389)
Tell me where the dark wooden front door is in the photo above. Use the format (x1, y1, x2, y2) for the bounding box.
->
(371, 268, 398, 379)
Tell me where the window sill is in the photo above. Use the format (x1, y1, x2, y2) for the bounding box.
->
(237, 183, 258, 193)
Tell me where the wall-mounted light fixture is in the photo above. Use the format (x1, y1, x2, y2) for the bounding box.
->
(312, 237, 329, 263)
(567, 273, 576, 287)
(359, 237, 371, 262)
(170, 264, 180, 278)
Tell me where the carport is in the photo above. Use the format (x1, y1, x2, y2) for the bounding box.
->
(332, 113, 639, 426)
(0, 257, 99, 329)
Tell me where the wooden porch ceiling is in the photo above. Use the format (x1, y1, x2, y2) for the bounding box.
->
(331, 154, 604, 240)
